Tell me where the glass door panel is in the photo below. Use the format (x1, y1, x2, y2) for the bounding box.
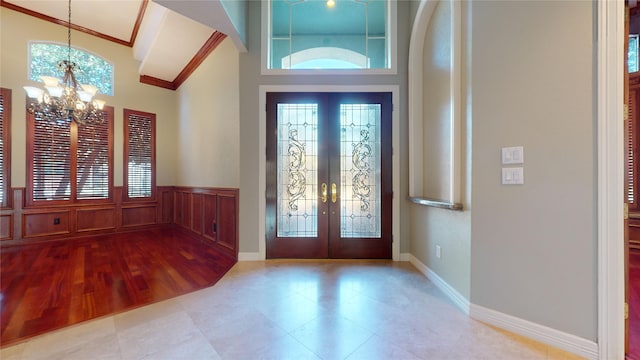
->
(340, 104, 381, 238)
(277, 104, 319, 237)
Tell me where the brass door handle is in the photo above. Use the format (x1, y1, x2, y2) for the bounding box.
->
(321, 183, 328, 203)
(331, 183, 337, 203)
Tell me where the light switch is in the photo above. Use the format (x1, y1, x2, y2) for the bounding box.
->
(502, 146, 524, 164)
(502, 167, 524, 185)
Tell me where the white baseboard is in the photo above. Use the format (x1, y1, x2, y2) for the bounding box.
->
(399, 253, 411, 261)
(470, 304, 598, 360)
(238, 252, 262, 261)
(408, 254, 470, 315)
(407, 254, 597, 359)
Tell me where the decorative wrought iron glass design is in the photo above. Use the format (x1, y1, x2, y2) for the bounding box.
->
(29, 42, 114, 96)
(270, 0, 388, 70)
(277, 103, 318, 237)
(340, 104, 381, 238)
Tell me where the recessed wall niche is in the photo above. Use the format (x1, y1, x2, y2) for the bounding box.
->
(408, 0, 462, 210)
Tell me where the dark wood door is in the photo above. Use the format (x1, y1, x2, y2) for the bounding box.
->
(266, 92, 392, 259)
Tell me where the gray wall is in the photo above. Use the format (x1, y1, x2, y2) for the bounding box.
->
(238, 0, 413, 254)
(469, 0, 596, 340)
(409, 0, 472, 300)
(237, 0, 597, 343)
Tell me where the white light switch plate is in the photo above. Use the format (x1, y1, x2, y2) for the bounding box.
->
(502, 167, 524, 185)
(502, 146, 524, 164)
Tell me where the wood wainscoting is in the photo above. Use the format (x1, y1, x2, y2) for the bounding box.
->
(172, 187, 239, 259)
(631, 217, 640, 251)
(0, 186, 239, 259)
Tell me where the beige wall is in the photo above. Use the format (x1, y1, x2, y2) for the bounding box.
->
(409, 0, 596, 341)
(409, 0, 471, 300)
(422, 0, 451, 200)
(176, 38, 240, 188)
(1, 0, 599, 344)
(469, 0, 596, 340)
(0, 7, 178, 188)
(237, 0, 412, 253)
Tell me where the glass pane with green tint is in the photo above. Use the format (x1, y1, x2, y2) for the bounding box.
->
(630, 35, 639, 73)
(30, 43, 114, 96)
(270, 0, 388, 70)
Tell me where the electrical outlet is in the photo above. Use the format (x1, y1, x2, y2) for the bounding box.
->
(436, 245, 441, 259)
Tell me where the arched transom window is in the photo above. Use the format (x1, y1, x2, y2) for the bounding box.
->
(265, 0, 395, 72)
(29, 42, 114, 96)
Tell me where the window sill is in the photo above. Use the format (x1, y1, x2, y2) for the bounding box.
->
(409, 196, 463, 211)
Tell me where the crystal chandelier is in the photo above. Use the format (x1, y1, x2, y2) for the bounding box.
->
(23, 0, 106, 126)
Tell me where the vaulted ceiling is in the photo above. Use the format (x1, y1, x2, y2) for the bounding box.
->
(1, 0, 247, 90)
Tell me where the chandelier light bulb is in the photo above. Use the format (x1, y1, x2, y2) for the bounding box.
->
(23, 86, 44, 100)
(327, 0, 335, 8)
(94, 99, 106, 110)
(81, 84, 98, 96)
(40, 76, 60, 87)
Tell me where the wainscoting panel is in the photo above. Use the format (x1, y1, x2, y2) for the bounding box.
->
(76, 207, 117, 232)
(1, 187, 239, 260)
(0, 214, 13, 240)
(159, 187, 173, 224)
(217, 193, 237, 252)
(203, 193, 217, 242)
(171, 187, 239, 258)
(23, 210, 71, 238)
(630, 217, 640, 250)
(192, 193, 204, 235)
(121, 205, 157, 227)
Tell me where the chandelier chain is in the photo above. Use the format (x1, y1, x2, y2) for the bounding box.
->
(67, 0, 71, 65)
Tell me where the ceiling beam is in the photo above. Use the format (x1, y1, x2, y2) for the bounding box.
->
(0, 0, 147, 47)
(140, 31, 227, 91)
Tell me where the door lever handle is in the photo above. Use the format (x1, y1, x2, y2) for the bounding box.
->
(321, 183, 328, 203)
(331, 183, 337, 203)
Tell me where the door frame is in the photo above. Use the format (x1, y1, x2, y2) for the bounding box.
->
(599, 0, 625, 359)
(258, 85, 401, 261)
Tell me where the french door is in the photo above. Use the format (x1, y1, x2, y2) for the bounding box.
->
(266, 92, 392, 259)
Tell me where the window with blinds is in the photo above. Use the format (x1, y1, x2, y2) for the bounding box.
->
(32, 116, 72, 201)
(124, 109, 155, 200)
(77, 119, 111, 199)
(628, 86, 639, 209)
(625, 90, 638, 208)
(27, 106, 113, 205)
(0, 88, 11, 208)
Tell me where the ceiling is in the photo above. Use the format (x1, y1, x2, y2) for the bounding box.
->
(2, 0, 240, 90)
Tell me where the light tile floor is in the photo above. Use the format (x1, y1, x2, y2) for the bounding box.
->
(1, 260, 585, 360)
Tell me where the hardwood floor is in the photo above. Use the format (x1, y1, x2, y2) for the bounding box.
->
(0, 227, 236, 347)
